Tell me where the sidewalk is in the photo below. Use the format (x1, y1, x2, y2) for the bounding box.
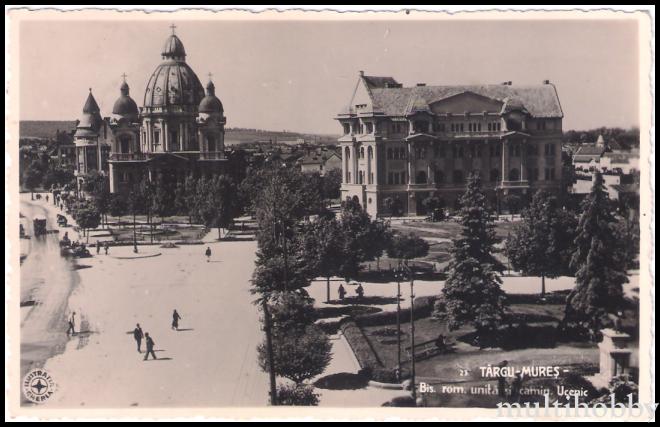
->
(314, 333, 410, 407)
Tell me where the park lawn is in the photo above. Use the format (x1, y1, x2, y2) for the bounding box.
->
(359, 301, 598, 382)
(110, 223, 207, 243)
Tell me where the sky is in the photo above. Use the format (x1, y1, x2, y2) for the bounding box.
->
(18, 18, 639, 134)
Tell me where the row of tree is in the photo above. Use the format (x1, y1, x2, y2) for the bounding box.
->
(249, 164, 429, 405)
(435, 171, 637, 342)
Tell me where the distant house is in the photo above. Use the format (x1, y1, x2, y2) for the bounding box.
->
(299, 149, 342, 176)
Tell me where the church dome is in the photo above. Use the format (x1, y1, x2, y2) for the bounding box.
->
(143, 31, 204, 109)
(161, 34, 186, 60)
(198, 80, 224, 114)
(112, 80, 139, 119)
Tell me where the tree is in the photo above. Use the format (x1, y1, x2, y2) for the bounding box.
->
(257, 324, 332, 385)
(502, 193, 522, 215)
(197, 175, 240, 239)
(384, 195, 403, 218)
(151, 178, 175, 223)
(23, 161, 43, 200)
(562, 172, 629, 337)
(337, 198, 381, 281)
(439, 173, 507, 340)
(275, 384, 320, 406)
(108, 193, 127, 226)
(387, 232, 430, 262)
(174, 176, 199, 224)
(322, 168, 342, 203)
(301, 217, 344, 303)
(505, 191, 577, 297)
(75, 203, 101, 243)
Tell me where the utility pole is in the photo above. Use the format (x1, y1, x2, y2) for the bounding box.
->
(410, 276, 416, 401)
(261, 299, 278, 406)
(395, 266, 402, 381)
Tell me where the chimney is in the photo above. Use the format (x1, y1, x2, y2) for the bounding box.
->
(416, 83, 426, 87)
(359, 70, 364, 77)
(543, 79, 550, 84)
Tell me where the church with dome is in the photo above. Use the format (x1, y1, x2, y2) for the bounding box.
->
(72, 26, 227, 194)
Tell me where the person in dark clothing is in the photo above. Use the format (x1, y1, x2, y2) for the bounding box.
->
(96, 241, 101, 255)
(104, 241, 109, 255)
(143, 333, 157, 360)
(356, 283, 364, 300)
(338, 284, 346, 301)
(66, 311, 76, 336)
(133, 323, 144, 353)
(205, 247, 212, 262)
(172, 310, 182, 331)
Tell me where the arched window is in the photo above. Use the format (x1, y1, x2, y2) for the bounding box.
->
(509, 168, 520, 181)
(453, 170, 464, 184)
(360, 147, 365, 159)
(368, 146, 373, 160)
(490, 169, 500, 182)
(434, 170, 445, 184)
(120, 136, 131, 154)
(416, 171, 428, 184)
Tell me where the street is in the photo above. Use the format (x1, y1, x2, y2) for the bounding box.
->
(20, 195, 270, 407)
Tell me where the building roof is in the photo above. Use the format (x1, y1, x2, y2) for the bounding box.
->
(362, 75, 400, 89)
(198, 80, 224, 114)
(144, 32, 204, 109)
(363, 81, 563, 118)
(300, 150, 340, 165)
(575, 145, 607, 156)
(112, 81, 139, 119)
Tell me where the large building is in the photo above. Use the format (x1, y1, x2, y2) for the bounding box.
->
(73, 26, 227, 194)
(336, 72, 565, 217)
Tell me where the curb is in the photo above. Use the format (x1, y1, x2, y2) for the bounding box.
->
(109, 252, 162, 260)
(368, 380, 405, 390)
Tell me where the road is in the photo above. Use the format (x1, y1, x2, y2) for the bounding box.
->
(20, 194, 78, 390)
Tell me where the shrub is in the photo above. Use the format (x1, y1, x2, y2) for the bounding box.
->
(382, 395, 416, 407)
(276, 384, 320, 406)
(354, 296, 437, 327)
(340, 321, 382, 369)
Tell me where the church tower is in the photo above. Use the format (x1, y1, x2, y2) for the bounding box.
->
(197, 77, 226, 160)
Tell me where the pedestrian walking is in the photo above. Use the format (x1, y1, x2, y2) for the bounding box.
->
(171, 309, 182, 331)
(104, 241, 109, 255)
(338, 284, 346, 301)
(133, 323, 144, 353)
(66, 311, 76, 336)
(45, 195, 49, 203)
(497, 360, 509, 398)
(96, 241, 101, 255)
(143, 333, 157, 361)
(205, 246, 212, 262)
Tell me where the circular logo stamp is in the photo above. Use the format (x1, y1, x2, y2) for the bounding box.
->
(22, 369, 57, 404)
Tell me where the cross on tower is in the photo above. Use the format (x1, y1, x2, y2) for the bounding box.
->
(121, 72, 128, 82)
(170, 23, 177, 35)
(208, 72, 213, 81)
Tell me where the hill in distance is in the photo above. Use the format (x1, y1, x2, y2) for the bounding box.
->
(19, 120, 340, 145)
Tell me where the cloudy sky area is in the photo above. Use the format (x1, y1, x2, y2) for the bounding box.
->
(19, 18, 639, 134)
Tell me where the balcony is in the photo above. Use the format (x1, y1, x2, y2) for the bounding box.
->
(198, 151, 225, 160)
(109, 153, 147, 161)
(498, 180, 530, 190)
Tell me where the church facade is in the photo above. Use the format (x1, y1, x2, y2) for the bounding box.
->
(336, 72, 564, 217)
(73, 27, 227, 194)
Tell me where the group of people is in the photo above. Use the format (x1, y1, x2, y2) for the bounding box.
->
(337, 283, 365, 301)
(132, 309, 183, 361)
(95, 240, 110, 255)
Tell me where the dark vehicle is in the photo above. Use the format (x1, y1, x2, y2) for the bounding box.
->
(33, 217, 47, 236)
(57, 214, 68, 227)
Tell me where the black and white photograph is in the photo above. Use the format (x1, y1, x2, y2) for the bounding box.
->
(5, 6, 654, 421)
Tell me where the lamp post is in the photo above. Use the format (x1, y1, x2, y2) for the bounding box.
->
(394, 266, 403, 381)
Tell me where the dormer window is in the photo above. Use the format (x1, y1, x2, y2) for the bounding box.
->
(343, 123, 350, 134)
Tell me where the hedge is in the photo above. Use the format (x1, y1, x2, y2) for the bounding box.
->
(340, 321, 401, 383)
(353, 296, 437, 328)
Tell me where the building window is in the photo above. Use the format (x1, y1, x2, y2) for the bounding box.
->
(366, 123, 374, 134)
(343, 123, 350, 134)
(400, 171, 406, 184)
(544, 143, 556, 156)
(415, 171, 428, 184)
(509, 168, 520, 181)
(400, 147, 407, 159)
(360, 147, 365, 159)
(154, 130, 160, 146)
(388, 172, 393, 184)
(490, 169, 500, 182)
(394, 173, 400, 185)
(434, 170, 445, 184)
